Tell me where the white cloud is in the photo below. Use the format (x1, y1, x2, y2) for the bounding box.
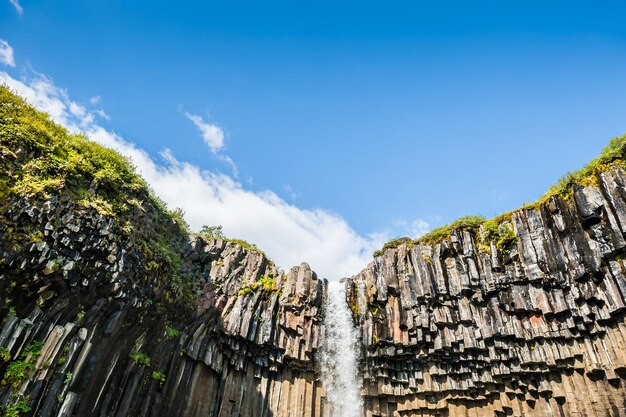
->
(89, 95, 101, 105)
(94, 108, 110, 121)
(410, 219, 430, 237)
(184, 111, 225, 153)
(283, 184, 298, 200)
(392, 218, 431, 239)
(8, 0, 22, 15)
(0, 70, 401, 280)
(0, 40, 15, 67)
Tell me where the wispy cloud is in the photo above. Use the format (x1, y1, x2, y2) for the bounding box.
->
(392, 218, 431, 239)
(0, 69, 394, 280)
(184, 111, 225, 153)
(0, 40, 15, 67)
(8, 0, 23, 15)
(283, 184, 298, 200)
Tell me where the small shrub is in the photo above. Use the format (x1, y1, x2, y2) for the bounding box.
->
(164, 326, 180, 339)
(480, 219, 518, 254)
(2, 397, 31, 417)
(152, 370, 166, 386)
(77, 305, 86, 322)
(238, 275, 280, 297)
(2, 360, 34, 388)
(226, 238, 267, 257)
(197, 225, 224, 239)
(129, 350, 151, 367)
(237, 286, 254, 297)
(0, 347, 11, 362)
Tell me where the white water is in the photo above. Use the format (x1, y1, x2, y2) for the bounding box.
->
(319, 281, 363, 417)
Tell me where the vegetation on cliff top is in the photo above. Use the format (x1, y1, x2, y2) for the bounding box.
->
(374, 134, 626, 257)
(0, 85, 196, 310)
(197, 224, 268, 258)
(0, 85, 277, 310)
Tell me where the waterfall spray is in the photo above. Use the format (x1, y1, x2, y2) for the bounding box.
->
(319, 280, 363, 417)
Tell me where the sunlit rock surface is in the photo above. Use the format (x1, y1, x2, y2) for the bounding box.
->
(4, 86, 626, 417)
(347, 166, 626, 417)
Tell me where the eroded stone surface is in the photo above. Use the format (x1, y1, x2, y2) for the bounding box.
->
(0, 194, 328, 417)
(347, 165, 626, 416)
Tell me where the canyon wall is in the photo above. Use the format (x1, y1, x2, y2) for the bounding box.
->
(0, 86, 328, 417)
(4, 85, 626, 417)
(0, 193, 328, 417)
(347, 165, 626, 417)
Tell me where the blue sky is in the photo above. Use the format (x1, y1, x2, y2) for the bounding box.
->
(1, 0, 626, 278)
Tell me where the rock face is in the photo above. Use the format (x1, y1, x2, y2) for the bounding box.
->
(4, 86, 626, 417)
(347, 165, 626, 417)
(0, 86, 330, 417)
(0, 193, 328, 417)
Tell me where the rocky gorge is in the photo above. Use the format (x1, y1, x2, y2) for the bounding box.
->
(2, 85, 626, 417)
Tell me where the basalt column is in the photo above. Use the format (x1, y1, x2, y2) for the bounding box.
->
(347, 166, 626, 417)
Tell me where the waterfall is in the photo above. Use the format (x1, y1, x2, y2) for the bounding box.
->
(319, 280, 363, 417)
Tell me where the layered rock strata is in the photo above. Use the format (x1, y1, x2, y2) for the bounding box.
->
(347, 165, 626, 417)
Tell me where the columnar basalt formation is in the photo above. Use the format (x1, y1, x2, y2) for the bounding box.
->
(0, 192, 328, 417)
(347, 165, 626, 417)
(0, 87, 328, 417)
(4, 85, 626, 417)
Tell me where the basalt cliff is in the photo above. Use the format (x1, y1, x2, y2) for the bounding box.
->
(2, 85, 626, 417)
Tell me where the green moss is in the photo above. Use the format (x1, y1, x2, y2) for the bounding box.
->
(77, 305, 86, 323)
(237, 286, 254, 297)
(151, 370, 166, 386)
(1, 360, 34, 389)
(0, 85, 196, 313)
(418, 215, 486, 245)
(164, 325, 180, 339)
(1, 342, 43, 389)
(372, 134, 626, 257)
(0, 347, 10, 362)
(538, 134, 626, 204)
(373, 217, 486, 256)
(1, 397, 31, 417)
(480, 219, 518, 254)
(129, 350, 151, 367)
(21, 342, 43, 359)
(373, 237, 413, 257)
(350, 304, 359, 317)
(237, 275, 281, 297)
(226, 238, 267, 258)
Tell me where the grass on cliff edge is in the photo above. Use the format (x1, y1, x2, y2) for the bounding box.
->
(0, 85, 200, 307)
(0, 85, 274, 303)
(373, 134, 626, 257)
